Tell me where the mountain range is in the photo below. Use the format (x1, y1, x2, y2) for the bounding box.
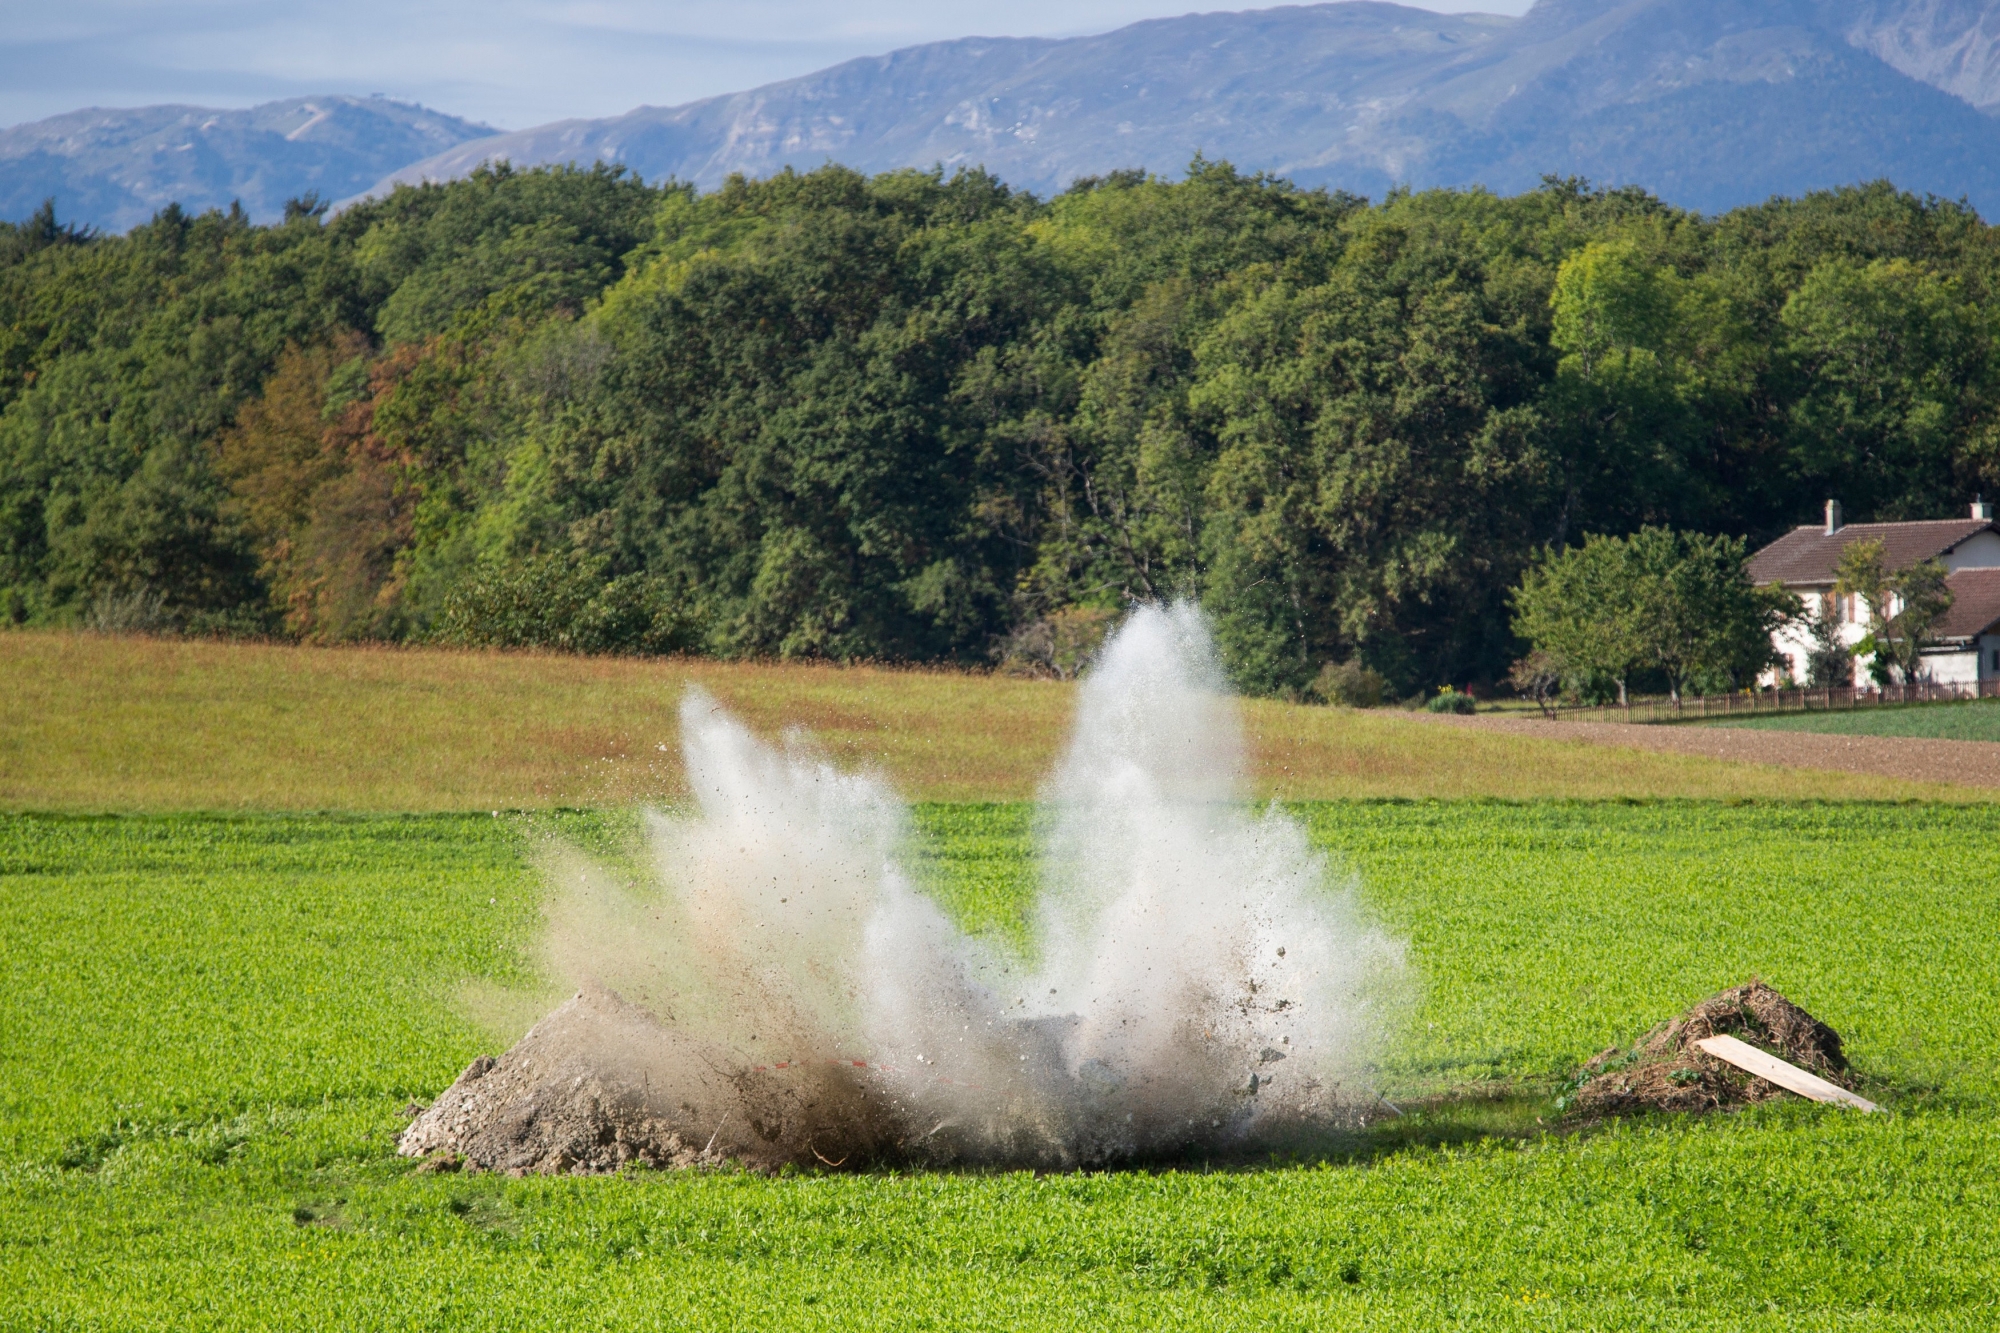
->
(0, 96, 495, 232)
(13, 0, 2000, 231)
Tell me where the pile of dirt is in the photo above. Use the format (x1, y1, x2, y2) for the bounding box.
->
(399, 986, 893, 1174)
(1565, 979, 1855, 1117)
(398, 985, 1301, 1175)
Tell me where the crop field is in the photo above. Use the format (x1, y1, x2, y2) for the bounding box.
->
(1712, 696, 2000, 742)
(0, 630, 1968, 807)
(4, 802, 1997, 1330)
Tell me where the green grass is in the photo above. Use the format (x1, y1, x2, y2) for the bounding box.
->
(1711, 695, 2000, 741)
(4, 804, 1998, 1329)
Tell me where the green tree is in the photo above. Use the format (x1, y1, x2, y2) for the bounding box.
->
(1506, 648, 1563, 716)
(1802, 598, 1854, 687)
(1833, 538, 1955, 685)
(1782, 258, 1993, 520)
(430, 553, 693, 655)
(541, 165, 1061, 662)
(1190, 188, 1565, 696)
(1513, 527, 1787, 705)
(9, 166, 2000, 700)
(1511, 534, 1649, 704)
(0, 200, 363, 626)
(1549, 239, 1676, 378)
(354, 162, 658, 346)
(1620, 527, 1791, 704)
(1541, 227, 1739, 546)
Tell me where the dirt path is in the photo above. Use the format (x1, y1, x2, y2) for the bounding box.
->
(1422, 712, 2000, 791)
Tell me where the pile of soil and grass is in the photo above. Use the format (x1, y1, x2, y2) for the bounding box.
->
(1564, 979, 1856, 1117)
(414, 981, 1852, 1174)
(398, 987, 1333, 1175)
(399, 986, 892, 1175)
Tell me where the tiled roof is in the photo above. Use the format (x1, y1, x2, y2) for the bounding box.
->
(1746, 519, 1995, 586)
(1936, 567, 2000, 641)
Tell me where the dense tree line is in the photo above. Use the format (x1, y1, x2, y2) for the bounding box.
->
(4, 161, 1999, 697)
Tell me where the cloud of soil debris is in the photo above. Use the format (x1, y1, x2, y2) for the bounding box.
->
(423, 604, 1409, 1170)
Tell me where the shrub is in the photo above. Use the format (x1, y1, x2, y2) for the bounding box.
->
(431, 555, 695, 655)
(1426, 686, 1477, 714)
(1310, 660, 1386, 708)
(1507, 650, 1561, 716)
(995, 606, 1117, 680)
(1803, 598, 1853, 688)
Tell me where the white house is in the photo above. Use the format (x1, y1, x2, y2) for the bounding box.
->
(1747, 499, 2000, 687)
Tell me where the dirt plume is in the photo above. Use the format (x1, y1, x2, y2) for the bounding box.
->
(400, 985, 895, 1173)
(397, 983, 1322, 1174)
(1565, 980, 1854, 1117)
(401, 605, 1407, 1173)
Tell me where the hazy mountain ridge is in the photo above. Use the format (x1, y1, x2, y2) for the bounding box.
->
(357, 6, 1513, 204)
(355, 0, 2000, 214)
(13, 0, 2000, 229)
(1843, 0, 2000, 109)
(1350, 0, 2000, 209)
(0, 96, 498, 232)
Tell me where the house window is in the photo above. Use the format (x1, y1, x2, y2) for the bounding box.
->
(1991, 648, 1998, 672)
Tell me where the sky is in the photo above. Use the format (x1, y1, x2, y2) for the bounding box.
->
(2, 0, 1538, 132)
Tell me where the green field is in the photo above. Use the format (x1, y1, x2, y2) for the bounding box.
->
(1711, 696, 2000, 741)
(5, 803, 1996, 1330)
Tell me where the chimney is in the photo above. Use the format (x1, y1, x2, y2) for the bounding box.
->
(1975, 496, 1994, 521)
(1825, 499, 1843, 535)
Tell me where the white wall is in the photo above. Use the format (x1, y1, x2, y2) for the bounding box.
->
(1766, 586, 1872, 687)
(1768, 592, 2000, 688)
(1945, 530, 2000, 570)
(1921, 647, 1982, 685)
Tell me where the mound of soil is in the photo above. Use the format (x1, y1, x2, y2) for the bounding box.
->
(1566, 980, 1854, 1117)
(401, 988, 1375, 1175)
(399, 986, 892, 1174)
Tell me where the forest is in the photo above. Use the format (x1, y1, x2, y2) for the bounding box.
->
(3, 159, 1997, 697)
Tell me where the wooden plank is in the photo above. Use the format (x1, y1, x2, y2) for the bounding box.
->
(1693, 1034, 1881, 1113)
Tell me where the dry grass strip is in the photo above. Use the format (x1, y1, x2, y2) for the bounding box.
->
(0, 631, 1966, 811)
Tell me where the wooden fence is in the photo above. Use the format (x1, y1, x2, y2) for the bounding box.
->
(1536, 677, 2000, 724)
